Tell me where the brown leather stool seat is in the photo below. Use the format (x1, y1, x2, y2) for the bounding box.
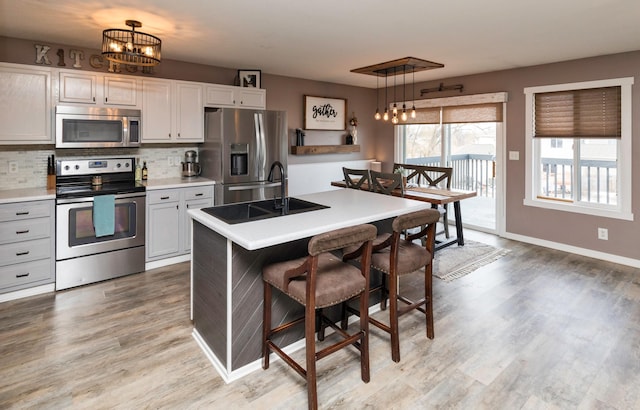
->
(262, 223, 377, 410)
(343, 208, 440, 363)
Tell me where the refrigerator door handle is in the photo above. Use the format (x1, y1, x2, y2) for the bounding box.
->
(254, 112, 267, 180)
(228, 182, 281, 191)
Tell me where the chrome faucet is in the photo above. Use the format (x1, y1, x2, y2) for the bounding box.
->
(267, 161, 286, 210)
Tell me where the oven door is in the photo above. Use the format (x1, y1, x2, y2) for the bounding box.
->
(56, 193, 145, 260)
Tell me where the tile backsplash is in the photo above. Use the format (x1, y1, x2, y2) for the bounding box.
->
(0, 146, 201, 189)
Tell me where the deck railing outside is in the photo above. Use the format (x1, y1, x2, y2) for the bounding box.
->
(405, 155, 617, 203)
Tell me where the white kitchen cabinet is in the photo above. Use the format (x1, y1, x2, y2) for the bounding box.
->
(141, 79, 173, 142)
(146, 185, 214, 262)
(175, 81, 204, 142)
(58, 70, 139, 107)
(0, 200, 55, 294)
(205, 84, 266, 109)
(0, 63, 52, 144)
(141, 80, 204, 143)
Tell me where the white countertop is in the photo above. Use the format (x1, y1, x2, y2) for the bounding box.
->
(0, 187, 55, 204)
(188, 188, 430, 250)
(144, 177, 216, 190)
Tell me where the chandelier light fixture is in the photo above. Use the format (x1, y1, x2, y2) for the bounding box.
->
(351, 57, 444, 123)
(102, 20, 162, 67)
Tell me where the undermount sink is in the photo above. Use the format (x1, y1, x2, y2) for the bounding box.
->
(202, 197, 329, 224)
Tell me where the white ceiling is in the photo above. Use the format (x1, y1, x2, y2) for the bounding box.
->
(1, 0, 639, 88)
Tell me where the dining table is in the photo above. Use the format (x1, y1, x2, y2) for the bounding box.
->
(331, 180, 477, 250)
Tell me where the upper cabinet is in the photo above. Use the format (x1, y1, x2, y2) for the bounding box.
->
(141, 79, 204, 143)
(205, 84, 266, 109)
(58, 70, 139, 107)
(0, 63, 52, 144)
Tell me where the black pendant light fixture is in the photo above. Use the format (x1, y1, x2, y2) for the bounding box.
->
(401, 66, 408, 122)
(102, 20, 162, 67)
(411, 67, 417, 119)
(383, 73, 389, 121)
(374, 74, 381, 120)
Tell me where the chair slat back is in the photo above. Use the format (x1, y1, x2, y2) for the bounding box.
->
(370, 170, 404, 196)
(343, 167, 372, 191)
(393, 163, 452, 189)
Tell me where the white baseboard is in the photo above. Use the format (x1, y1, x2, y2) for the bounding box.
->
(145, 254, 190, 271)
(502, 232, 640, 268)
(0, 283, 54, 303)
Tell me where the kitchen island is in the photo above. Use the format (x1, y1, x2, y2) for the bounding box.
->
(188, 188, 429, 382)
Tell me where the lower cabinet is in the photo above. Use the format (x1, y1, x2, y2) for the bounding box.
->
(146, 185, 214, 262)
(0, 200, 55, 294)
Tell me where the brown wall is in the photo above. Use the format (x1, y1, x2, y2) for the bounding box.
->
(374, 51, 640, 260)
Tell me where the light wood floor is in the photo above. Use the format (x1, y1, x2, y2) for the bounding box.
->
(2, 231, 640, 409)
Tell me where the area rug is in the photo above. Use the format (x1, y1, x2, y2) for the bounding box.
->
(432, 240, 510, 282)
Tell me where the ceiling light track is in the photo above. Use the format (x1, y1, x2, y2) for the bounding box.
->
(420, 82, 464, 95)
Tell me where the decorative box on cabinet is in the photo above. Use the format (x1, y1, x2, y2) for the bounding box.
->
(58, 70, 139, 107)
(0, 200, 55, 294)
(205, 84, 266, 109)
(146, 185, 214, 262)
(0, 63, 52, 144)
(141, 79, 204, 143)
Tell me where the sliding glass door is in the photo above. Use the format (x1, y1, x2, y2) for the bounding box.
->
(396, 116, 500, 233)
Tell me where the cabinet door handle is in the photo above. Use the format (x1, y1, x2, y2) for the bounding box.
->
(16, 251, 30, 256)
(105, 97, 108, 103)
(160, 196, 170, 200)
(16, 211, 29, 216)
(16, 230, 29, 234)
(176, 205, 179, 210)
(16, 272, 30, 278)
(195, 193, 203, 197)
(93, 96, 95, 102)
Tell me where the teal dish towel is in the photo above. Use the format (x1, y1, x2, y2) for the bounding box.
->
(93, 195, 115, 237)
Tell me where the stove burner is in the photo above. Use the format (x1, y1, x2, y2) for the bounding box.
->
(55, 157, 144, 199)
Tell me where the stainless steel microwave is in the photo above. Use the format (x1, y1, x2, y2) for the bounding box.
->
(55, 106, 141, 148)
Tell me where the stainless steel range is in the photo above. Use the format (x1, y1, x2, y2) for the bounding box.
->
(55, 157, 146, 290)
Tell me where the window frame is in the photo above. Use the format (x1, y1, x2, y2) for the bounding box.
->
(523, 77, 634, 221)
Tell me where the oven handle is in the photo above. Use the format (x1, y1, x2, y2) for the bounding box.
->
(56, 192, 145, 205)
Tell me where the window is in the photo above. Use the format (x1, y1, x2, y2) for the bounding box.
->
(524, 78, 634, 220)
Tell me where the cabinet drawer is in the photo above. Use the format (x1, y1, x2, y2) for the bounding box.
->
(0, 238, 51, 266)
(0, 218, 51, 244)
(0, 201, 51, 222)
(147, 190, 180, 204)
(0, 258, 52, 289)
(184, 186, 214, 201)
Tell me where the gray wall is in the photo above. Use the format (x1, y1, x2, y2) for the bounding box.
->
(3, 35, 640, 261)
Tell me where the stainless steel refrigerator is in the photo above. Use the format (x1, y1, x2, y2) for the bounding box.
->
(200, 107, 288, 205)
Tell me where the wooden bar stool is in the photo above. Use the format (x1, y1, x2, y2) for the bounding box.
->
(262, 224, 377, 410)
(344, 209, 440, 363)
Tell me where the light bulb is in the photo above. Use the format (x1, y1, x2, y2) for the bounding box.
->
(383, 109, 389, 121)
(392, 103, 398, 116)
(392, 114, 399, 124)
(401, 111, 408, 121)
(374, 109, 381, 120)
(411, 105, 416, 119)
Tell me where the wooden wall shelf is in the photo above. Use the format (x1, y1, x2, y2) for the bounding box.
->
(290, 145, 360, 155)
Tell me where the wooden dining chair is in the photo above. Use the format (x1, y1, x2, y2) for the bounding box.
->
(262, 224, 376, 410)
(342, 167, 372, 191)
(394, 163, 453, 238)
(342, 208, 440, 363)
(370, 170, 404, 197)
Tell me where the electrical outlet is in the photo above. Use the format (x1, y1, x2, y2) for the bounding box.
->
(597, 227, 608, 240)
(168, 156, 173, 166)
(509, 151, 520, 160)
(8, 161, 18, 174)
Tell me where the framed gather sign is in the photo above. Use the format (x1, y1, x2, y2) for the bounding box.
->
(304, 95, 347, 130)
